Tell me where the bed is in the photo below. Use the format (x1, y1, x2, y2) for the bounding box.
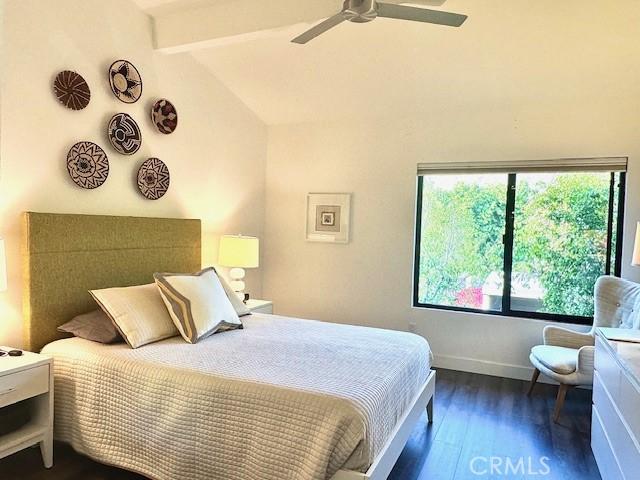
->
(22, 212, 435, 480)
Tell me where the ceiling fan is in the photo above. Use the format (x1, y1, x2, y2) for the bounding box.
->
(292, 0, 467, 44)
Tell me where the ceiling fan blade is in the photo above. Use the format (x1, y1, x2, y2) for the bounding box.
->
(291, 13, 346, 44)
(377, 3, 467, 27)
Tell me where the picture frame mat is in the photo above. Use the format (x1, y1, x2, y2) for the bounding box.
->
(306, 193, 351, 243)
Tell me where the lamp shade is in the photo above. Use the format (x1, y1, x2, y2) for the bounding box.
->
(0, 239, 6, 291)
(218, 235, 259, 268)
(633, 222, 640, 266)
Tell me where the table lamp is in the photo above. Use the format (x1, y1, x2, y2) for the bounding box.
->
(633, 222, 640, 266)
(218, 235, 259, 300)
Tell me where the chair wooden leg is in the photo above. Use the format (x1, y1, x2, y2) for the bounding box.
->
(553, 383, 570, 423)
(527, 368, 540, 396)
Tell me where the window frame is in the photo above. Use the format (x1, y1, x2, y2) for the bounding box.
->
(412, 171, 627, 325)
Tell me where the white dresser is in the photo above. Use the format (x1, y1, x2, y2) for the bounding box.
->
(592, 329, 640, 480)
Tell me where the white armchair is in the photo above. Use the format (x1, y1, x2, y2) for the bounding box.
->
(528, 275, 640, 422)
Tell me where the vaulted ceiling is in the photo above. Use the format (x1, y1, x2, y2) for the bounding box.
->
(135, 0, 640, 125)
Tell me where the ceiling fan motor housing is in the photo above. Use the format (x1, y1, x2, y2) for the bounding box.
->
(343, 0, 378, 23)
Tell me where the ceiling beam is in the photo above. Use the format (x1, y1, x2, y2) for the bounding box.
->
(153, 0, 342, 53)
(152, 0, 447, 53)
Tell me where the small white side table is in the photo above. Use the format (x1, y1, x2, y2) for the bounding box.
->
(0, 349, 53, 468)
(246, 299, 273, 314)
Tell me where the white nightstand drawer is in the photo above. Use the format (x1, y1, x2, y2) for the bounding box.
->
(0, 365, 49, 408)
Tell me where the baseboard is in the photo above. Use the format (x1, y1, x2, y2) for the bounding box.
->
(433, 354, 558, 385)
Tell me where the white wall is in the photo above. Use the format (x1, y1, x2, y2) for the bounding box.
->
(2, 0, 636, 381)
(264, 101, 640, 380)
(0, 0, 268, 348)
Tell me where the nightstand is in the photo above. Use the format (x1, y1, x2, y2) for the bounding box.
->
(0, 349, 53, 468)
(246, 299, 273, 314)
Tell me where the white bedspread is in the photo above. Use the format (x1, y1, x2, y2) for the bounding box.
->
(42, 314, 432, 480)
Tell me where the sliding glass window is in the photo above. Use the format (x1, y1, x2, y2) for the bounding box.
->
(413, 160, 626, 325)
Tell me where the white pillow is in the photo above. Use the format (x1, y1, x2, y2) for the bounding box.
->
(154, 267, 242, 344)
(90, 283, 178, 349)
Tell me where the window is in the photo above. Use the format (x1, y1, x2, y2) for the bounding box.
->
(413, 160, 626, 325)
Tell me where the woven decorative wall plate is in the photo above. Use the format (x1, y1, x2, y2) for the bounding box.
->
(151, 99, 178, 134)
(67, 142, 109, 189)
(108, 113, 142, 155)
(137, 158, 170, 200)
(108, 60, 142, 104)
(53, 71, 91, 110)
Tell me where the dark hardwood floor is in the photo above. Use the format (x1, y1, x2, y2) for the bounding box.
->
(0, 369, 600, 479)
(389, 370, 599, 480)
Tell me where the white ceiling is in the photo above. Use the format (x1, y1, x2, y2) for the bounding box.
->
(133, 0, 181, 12)
(134, 0, 446, 14)
(139, 0, 640, 125)
(133, 0, 215, 15)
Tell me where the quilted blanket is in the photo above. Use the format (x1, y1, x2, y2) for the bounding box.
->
(42, 314, 432, 480)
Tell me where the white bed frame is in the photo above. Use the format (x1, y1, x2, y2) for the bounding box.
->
(23, 213, 435, 480)
(332, 369, 436, 480)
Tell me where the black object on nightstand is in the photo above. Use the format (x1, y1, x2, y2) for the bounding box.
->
(0, 349, 22, 357)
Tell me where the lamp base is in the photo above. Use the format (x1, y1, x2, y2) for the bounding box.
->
(229, 267, 246, 301)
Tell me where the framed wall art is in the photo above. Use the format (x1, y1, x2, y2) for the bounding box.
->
(306, 193, 351, 243)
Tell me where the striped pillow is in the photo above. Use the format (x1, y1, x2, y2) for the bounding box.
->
(154, 268, 242, 344)
(90, 283, 178, 348)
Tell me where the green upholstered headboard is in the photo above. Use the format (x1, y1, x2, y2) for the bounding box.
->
(22, 212, 202, 352)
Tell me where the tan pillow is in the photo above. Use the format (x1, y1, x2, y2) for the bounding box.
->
(154, 267, 242, 344)
(90, 283, 178, 348)
(58, 310, 123, 344)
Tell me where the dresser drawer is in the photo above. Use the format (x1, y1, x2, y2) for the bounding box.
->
(592, 405, 624, 480)
(593, 371, 640, 476)
(619, 369, 640, 446)
(595, 335, 621, 398)
(0, 365, 49, 408)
